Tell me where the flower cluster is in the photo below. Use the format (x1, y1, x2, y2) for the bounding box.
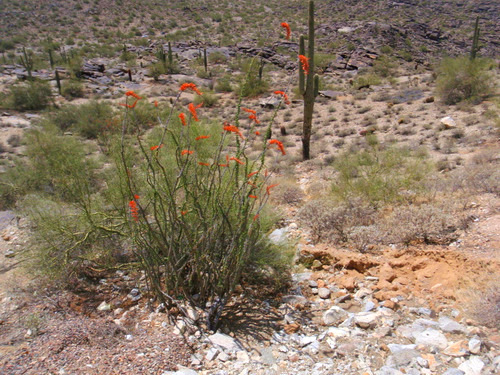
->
(281, 22, 291, 40)
(179, 82, 203, 96)
(299, 55, 309, 75)
(274, 90, 290, 105)
(129, 195, 140, 222)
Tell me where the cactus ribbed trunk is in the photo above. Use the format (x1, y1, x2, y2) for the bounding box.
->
(302, 0, 315, 161)
(470, 16, 480, 60)
(299, 36, 305, 93)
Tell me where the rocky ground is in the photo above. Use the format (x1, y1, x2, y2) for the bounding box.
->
(0, 186, 499, 374)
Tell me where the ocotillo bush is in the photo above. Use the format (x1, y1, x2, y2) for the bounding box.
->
(118, 75, 287, 330)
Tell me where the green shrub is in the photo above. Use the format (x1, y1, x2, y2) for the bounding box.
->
(61, 79, 85, 99)
(5, 81, 52, 111)
(436, 56, 494, 105)
(43, 101, 114, 138)
(352, 73, 381, 89)
(215, 76, 233, 93)
(331, 139, 433, 207)
(239, 59, 269, 97)
(194, 91, 219, 107)
(208, 51, 228, 64)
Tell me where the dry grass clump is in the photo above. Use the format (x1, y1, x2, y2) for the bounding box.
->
(270, 179, 305, 206)
(462, 280, 500, 329)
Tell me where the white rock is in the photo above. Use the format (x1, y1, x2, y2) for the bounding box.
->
(173, 320, 186, 335)
(326, 327, 350, 338)
(439, 316, 467, 334)
(205, 347, 219, 361)
(364, 300, 376, 312)
(208, 333, 243, 352)
(354, 312, 379, 329)
(97, 301, 111, 311)
(413, 328, 448, 350)
(301, 335, 317, 347)
(236, 350, 250, 363)
(468, 337, 481, 354)
(217, 352, 229, 362)
(458, 356, 484, 375)
(387, 343, 417, 353)
(323, 306, 349, 326)
(440, 116, 457, 128)
(318, 287, 331, 299)
(269, 228, 288, 244)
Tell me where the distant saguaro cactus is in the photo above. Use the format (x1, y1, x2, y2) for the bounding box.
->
(470, 16, 480, 60)
(19, 47, 34, 80)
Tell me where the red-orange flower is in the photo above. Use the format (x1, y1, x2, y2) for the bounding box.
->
(181, 210, 188, 216)
(125, 90, 142, 99)
(188, 103, 201, 122)
(269, 139, 286, 155)
(150, 144, 163, 151)
(218, 163, 229, 167)
(198, 162, 210, 166)
(255, 131, 261, 136)
(248, 114, 260, 124)
(247, 181, 257, 188)
(179, 83, 203, 96)
(119, 99, 139, 109)
(247, 171, 258, 178)
(299, 54, 309, 75)
(274, 90, 290, 105)
(134, 194, 140, 200)
(242, 107, 256, 115)
(181, 149, 194, 156)
(154, 100, 158, 107)
(129, 200, 139, 222)
(195, 135, 210, 141)
(229, 156, 244, 165)
(248, 195, 258, 199)
(266, 184, 279, 195)
(253, 214, 259, 221)
(179, 112, 187, 126)
(223, 123, 244, 139)
(281, 22, 291, 40)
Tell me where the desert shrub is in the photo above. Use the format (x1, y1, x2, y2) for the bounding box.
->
(5, 81, 52, 111)
(239, 59, 269, 97)
(215, 76, 233, 93)
(7, 134, 21, 147)
(270, 179, 305, 206)
(436, 56, 494, 105)
(208, 51, 228, 64)
(352, 73, 381, 89)
(373, 55, 396, 77)
(194, 90, 219, 107)
(331, 139, 433, 207)
(43, 101, 115, 138)
(383, 204, 460, 245)
(465, 281, 500, 328)
(61, 79, 85, 99)
(298, 198, 376, 243)
(149, 61, 167, 80)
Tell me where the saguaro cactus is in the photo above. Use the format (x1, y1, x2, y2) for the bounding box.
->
(470, 16, 480, 60)
(19, 47, 34, 80)
(300, 0, 319, 161)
